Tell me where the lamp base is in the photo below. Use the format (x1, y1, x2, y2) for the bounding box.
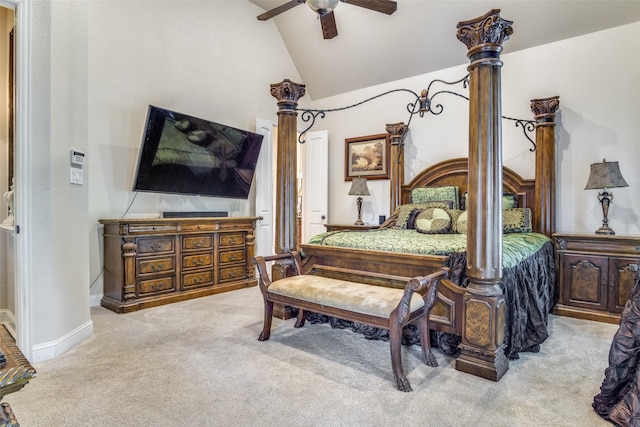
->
(595, 224, 615, 235)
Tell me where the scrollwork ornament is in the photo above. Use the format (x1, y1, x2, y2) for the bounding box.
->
(456, 9, 514, 51)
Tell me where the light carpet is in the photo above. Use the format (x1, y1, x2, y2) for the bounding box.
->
(6, 286, 617, 426)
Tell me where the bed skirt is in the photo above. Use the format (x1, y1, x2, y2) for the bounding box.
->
(305, 241, 557, 360)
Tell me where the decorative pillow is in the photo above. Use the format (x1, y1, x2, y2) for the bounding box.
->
(415, 208, 452, 234)
(455, 211, 468, 234)
(411, 186, 460, 210)
(395, 202, 453, 229)
(503, 208, 532, 233)
(446, 209, 465, 233)
(406, 208, 424, 230)
(461, 192, 519, 210)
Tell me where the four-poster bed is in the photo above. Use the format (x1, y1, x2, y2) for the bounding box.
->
(267, 9, 560, 381)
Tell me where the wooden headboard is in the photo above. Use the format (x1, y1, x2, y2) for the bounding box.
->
(400, 157, 536, 226)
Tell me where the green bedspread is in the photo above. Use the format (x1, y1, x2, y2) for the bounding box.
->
(307, 229, 550, 269)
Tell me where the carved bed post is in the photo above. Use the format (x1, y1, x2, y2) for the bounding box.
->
(386, 122, 408, 213)
(270, 79, 306, 254)
(454, 9, 513, 381)
(270, 79, 306, 320)
(531, 96, 560, 237)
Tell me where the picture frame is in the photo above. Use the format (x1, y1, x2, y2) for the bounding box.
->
(345, 133, 390, 181)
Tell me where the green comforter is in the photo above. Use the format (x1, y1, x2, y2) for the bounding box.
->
(307, 229, 550, 269)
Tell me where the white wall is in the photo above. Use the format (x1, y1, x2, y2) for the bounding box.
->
(306, 21, 640, 236)
(23, 1, 300, 360)
(86, 2, 301, 301)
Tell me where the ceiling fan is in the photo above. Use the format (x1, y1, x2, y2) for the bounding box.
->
(257, 0, 398, 40)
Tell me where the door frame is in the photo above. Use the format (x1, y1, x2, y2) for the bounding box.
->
(2, 0, 32, 359)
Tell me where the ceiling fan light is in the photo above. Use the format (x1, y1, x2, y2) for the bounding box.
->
(307, 0, 340, 14)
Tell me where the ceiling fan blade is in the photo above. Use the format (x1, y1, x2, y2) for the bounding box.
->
(257, 0, 305, 21)
(341, 0, 397, 15)
(320, 11, 338, 39)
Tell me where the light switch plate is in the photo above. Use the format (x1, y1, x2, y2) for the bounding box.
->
(70, 167, 83, 185)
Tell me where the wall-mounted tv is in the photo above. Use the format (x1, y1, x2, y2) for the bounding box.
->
(132, 105, 264, 199)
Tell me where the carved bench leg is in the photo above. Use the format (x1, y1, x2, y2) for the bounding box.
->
(258, 299, 274, 341)
(418, 312, 438, 367)
(389, 320, 412, 392)
(294, 308, 306, 328)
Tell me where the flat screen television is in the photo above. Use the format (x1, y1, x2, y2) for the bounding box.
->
(132, 105, 264, 199)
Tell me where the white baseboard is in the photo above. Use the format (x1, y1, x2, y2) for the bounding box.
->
(31, 319, 93, 363)
(90, 293, 103, 307)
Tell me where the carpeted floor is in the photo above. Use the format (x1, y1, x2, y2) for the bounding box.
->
(6, 286, 617, 426)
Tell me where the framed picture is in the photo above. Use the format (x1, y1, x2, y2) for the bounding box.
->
(345, 133, 390, 181)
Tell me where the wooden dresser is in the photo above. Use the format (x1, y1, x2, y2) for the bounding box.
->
(100, 217, 258, 313)
(553, 233, 640, 323)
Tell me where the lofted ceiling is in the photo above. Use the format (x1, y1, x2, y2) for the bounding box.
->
(249, 0, 640, 100)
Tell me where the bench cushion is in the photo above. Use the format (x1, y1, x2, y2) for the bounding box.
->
(268, 275, 425, 319)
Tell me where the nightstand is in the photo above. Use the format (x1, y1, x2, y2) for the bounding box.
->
(553, 233, 640, 324)
(324, 224, 381, 232)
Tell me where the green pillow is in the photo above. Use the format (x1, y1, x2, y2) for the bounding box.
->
(503, 208, 532, 233)
(411, 186, 460, 209)
(455, 211, 468, 234)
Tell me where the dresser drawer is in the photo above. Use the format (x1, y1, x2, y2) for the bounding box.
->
(181, 222, 219, 232)
(137, 257, 175, 276)
(182, 235, 213, 251)
(127, 223, 179, 235)
(137, 237, 174, 255)
(182, 270, 214, 289)
(220, 249, 245, 264)
(220, 233, 245, 247)
(138, 276, 175, 296)
(219, 265, 246, 282)
(183, 253, 213, 269)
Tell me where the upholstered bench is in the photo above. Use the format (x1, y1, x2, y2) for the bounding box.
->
(252, 251, 449, 392)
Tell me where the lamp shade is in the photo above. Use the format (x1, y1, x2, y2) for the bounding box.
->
(585, 159, 629, 190)
(348, 177, 370, 196)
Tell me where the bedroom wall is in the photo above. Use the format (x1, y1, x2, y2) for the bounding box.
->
(86, 2, 302, 303)
(306, 21, 640, 236)
(21, 0, 299, 361)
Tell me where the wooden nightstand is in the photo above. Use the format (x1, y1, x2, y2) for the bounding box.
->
(324, 224, 381, 232)
(553, 233, 640, 324)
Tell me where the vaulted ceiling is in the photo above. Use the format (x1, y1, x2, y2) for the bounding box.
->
(249, 0, 640, 100)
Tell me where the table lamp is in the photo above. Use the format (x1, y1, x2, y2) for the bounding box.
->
(584, 159, 628, 235)
(348, 177, 370, 225)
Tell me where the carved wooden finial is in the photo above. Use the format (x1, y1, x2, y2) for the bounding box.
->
(530, 96, 560, 120)
(456, 9, 513, 54)
(385, 122, 408, 145)
(270, 79, 306, 109)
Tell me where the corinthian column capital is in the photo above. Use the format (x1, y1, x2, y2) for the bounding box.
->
(456, 9, 513, 55)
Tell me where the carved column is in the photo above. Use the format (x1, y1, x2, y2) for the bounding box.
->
(270, 79, 306, 254)
(454, 9, 513, 381)
(531, 96, 560, 237)
(386, 122, 408, 213)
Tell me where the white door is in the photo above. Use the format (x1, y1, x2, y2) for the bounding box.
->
(254, 118, 275, 258)
(302, 130, 329, 243)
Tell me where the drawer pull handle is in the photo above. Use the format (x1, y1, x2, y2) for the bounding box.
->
(193, 258, 204, 266)
(151, 283, 164, 291)
(194, 240, 204, 248)
(151, 263, 164, 271)
(150, 244, 162, 252)
(152, 226, 157, 231)
(636, 246, 640, 252)
(197, 224, 202, 229)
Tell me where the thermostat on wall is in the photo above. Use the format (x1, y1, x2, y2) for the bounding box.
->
(70, 149, 85, 166)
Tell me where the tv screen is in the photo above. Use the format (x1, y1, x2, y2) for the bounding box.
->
(132, 105, 264, 199)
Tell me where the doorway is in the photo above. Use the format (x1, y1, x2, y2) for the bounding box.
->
(0, 4, 15, 337)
